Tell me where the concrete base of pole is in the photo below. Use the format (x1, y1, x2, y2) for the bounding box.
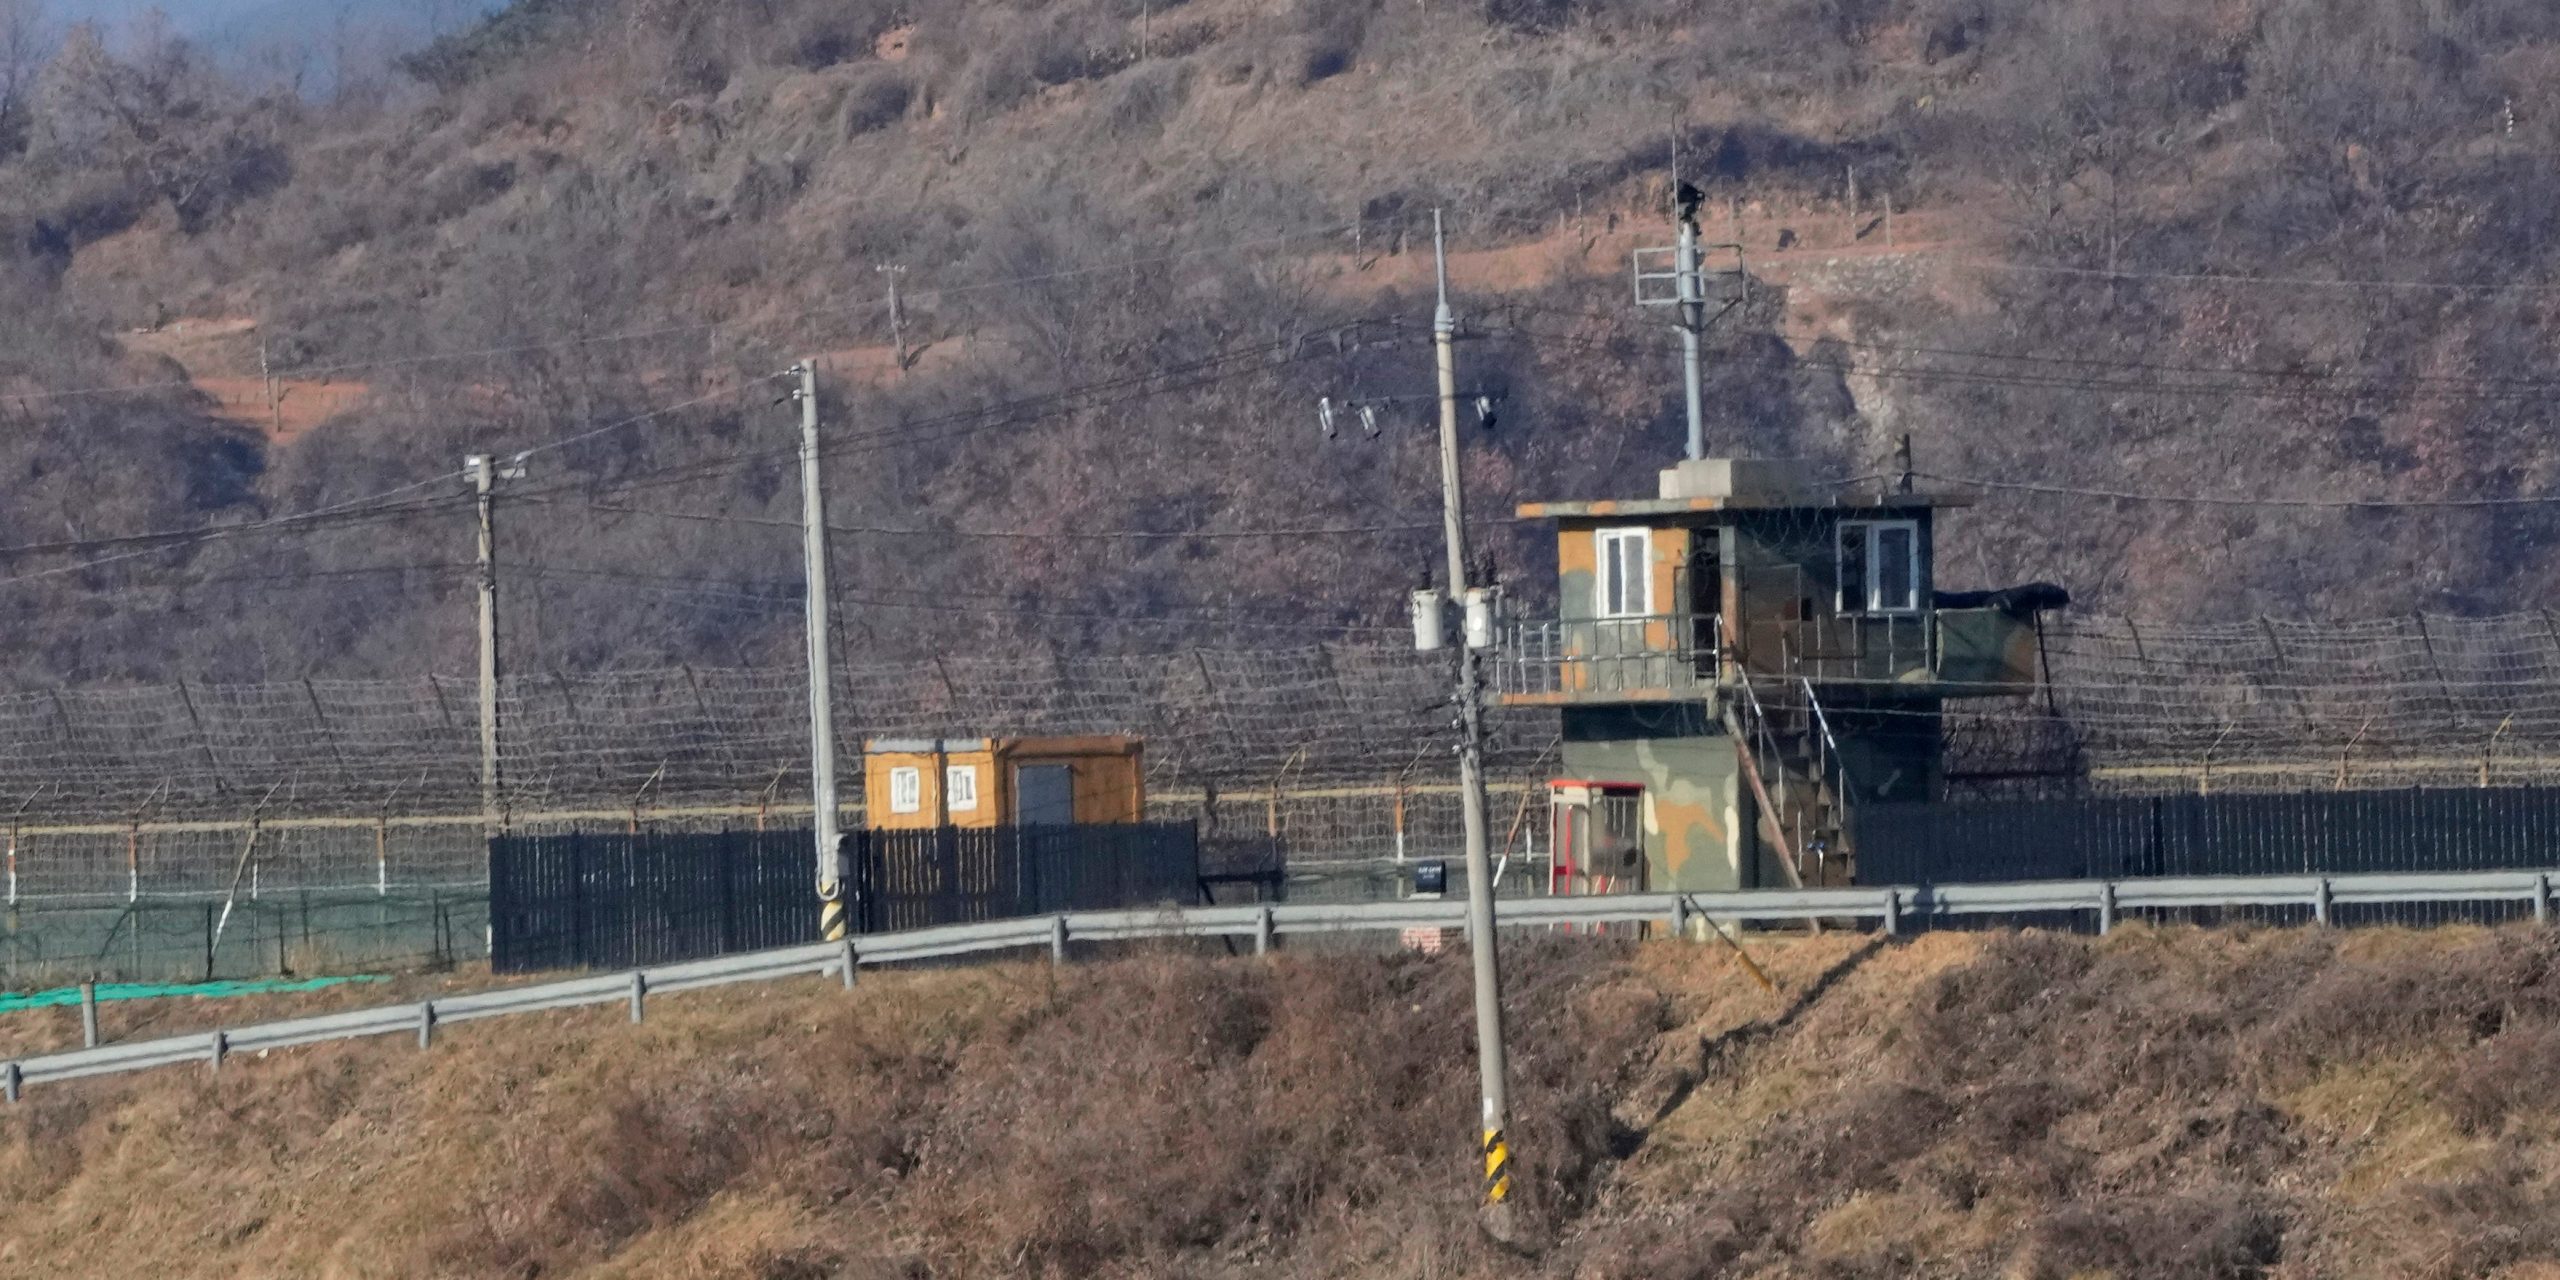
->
(1476, 1199, 1540, 1254)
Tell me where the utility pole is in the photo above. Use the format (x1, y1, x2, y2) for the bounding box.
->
(259, 332, 282, 439)
(1432, 210, 1516, 1229)
(465, 453, 520, 835)
(794, 362, 848, 943)
(876, 264, 911, 373)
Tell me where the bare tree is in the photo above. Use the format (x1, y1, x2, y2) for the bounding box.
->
(37, 15, 285, 231)
(0, 0, 47, 156)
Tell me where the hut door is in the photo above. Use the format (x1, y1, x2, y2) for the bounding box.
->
(1548, 782, 1646, 896)
(1016, 764, 1076, 826)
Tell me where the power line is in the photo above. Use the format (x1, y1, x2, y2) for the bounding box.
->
(1497, 299, 2560, 393)
(1956, 257, 2560, 295)
(1482, 317, 2560, 406)
(7, 219, 1386, 406)
(0, 497, 461, 561)
(0, 378, 777, 586)
(521, 564, 1402, 633)
(0, 487, 467, 590)
(536, 499, 1497, 541)
(1479, 313, 2560, 404)
(1917, 472, 2560, 510)
(502, 320, 1398, 508)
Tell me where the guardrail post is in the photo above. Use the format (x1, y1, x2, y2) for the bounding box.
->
(1881, 889, 1900, 938)
(208, 1030, 227, 1073)
(2314, 877, 2333, 927)
(628, 972, 647, 1023)
(838, 937, 859, 990)
(3, 1061, 18, 1103)
(1254, 905, 1274, 956)
(417, 1002, 436, 1050)
(79, 981, 98, 1049)
(1050, 915, 1069, 965)
(2098, 882, 2117, 936)
(1672, 896, 1692, 941)
(2538, 873, 2552, 927)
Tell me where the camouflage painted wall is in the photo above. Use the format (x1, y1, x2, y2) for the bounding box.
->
(1558, 717, 1757, 892)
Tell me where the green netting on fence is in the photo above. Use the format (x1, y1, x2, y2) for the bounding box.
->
(0, 891, 488, 986)
(0, 974, 390, 1011)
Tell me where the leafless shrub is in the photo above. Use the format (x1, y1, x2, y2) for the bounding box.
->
(840, 66, 913, 136)
(2021, 1193, 2286, 1280)
(1102, 58, 1188, 137)
(2442, 1019, 2560, 1136)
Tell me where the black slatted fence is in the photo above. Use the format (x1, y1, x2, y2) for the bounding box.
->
(856, 823, 1202, 933)
(489, 829, 814, 973)
(1854, 786, 2560, 929)
(491, 822, 1203, 972)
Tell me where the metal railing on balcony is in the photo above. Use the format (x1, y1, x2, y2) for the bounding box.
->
(1493, 614, 1721, 699)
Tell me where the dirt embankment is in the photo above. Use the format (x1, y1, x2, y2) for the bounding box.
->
(7, 927, 2560, 1278)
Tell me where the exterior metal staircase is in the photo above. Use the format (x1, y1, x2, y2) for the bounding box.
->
(1722, 672, 1859, 889)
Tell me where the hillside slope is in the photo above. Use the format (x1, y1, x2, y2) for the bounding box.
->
(6, 0, 2560, 683)
(8, 929, 2560, 1277)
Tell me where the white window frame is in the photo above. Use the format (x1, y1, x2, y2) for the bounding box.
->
(888, 766, 922, 814)
(1838, 519, 1922, 614)
(944, 764, 979, 813)
(1593, 527, 1652, 619)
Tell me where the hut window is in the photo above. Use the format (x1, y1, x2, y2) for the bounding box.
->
(945, 764, 979, 812)
(889, 766, 922, 814)
(1595, 527, 1651, 618)
(1839, 520, 1921, 613)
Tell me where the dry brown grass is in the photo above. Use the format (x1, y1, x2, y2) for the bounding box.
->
(13, 928, 2560, 1277)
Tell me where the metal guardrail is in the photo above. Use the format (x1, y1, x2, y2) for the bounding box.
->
(6, 868, 2556, 1101)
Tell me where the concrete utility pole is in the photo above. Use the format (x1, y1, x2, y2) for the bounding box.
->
(464, 453, 516, 835)
(1431, 210, 1516, 1226)
(794, 362, 848, 943)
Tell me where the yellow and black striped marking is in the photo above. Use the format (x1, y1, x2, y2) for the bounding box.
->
(819, 881, 848, 942)
(1481, 1128, 1513, 1204)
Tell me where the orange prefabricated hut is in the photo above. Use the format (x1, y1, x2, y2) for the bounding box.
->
(860, 735, 1145, 830)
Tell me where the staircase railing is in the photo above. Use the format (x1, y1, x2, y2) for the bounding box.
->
(1719, 663, 1808, 891)
(1799, 675, 1855, 885)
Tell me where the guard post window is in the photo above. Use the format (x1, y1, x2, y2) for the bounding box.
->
(888, 766, 923, 814)
(1838, 519, 1921, 613)
(1595, 528, 1651, 618)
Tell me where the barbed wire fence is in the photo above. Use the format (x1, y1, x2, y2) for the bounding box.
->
(16, 614, 2560, 981)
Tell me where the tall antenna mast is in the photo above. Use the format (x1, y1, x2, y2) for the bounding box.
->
(1634, 181, 1740, 461)
(1674, 184, 1707, 460)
